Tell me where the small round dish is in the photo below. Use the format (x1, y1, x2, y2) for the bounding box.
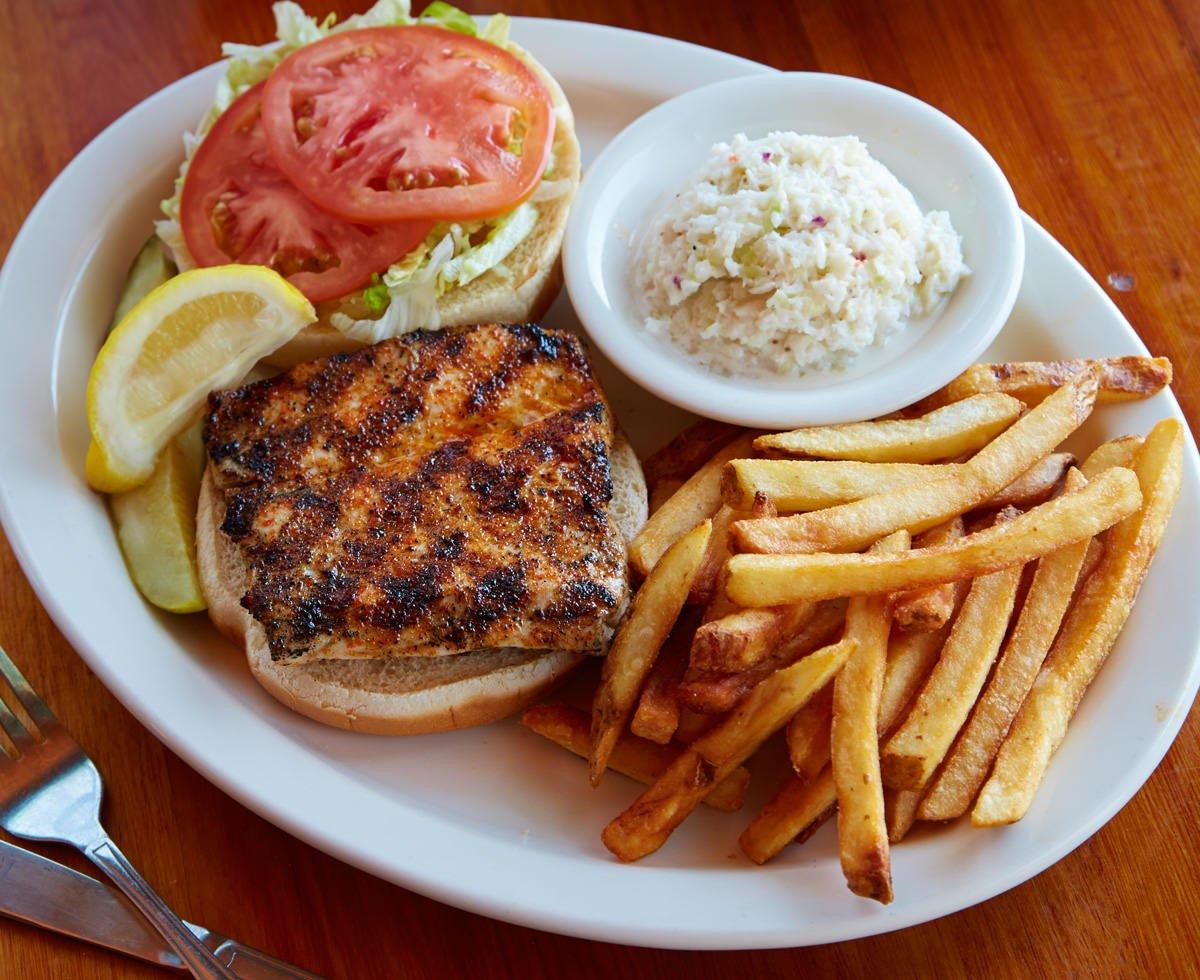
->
(563, 72, 1024, 428)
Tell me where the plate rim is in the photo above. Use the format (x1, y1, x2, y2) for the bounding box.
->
(0, 17, 1197, 950)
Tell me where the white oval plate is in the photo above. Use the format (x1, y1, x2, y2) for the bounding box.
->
(564, 72, 1023, 428)
(0, 19, 1196, 950)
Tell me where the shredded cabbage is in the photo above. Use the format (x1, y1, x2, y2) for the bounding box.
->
(330, 203, 539, 339)
(419, 1, 477, 34)
(156, 1, 563, 344)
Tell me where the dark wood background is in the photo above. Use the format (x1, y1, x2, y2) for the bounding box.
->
(0, 0, 1197, 976)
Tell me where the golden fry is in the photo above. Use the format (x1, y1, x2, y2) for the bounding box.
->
(689, 602, 816, 672)
(974, 420, 1183, 826)
(688, 504, 737, 605)
(881, 511, 1025, 791)
(590, 520, 712, 785)
(732, 369, 1100, 555)
(674, 707, 719, 744)
(677, 601, 846, 714)
(755, 393, 1022, 463)
(885, 788, 922, 843)
(630, 609, 698, 745)
(726, 467, 1140, 606)
(740, 768, 837, 864)
(603, 636, 856, 862)
(630, 434, 755, 576)
(739, 589, 950, 864)
(786, 683, 834, 783)
(985, 452, 1074, 509)
(723, 454, 1073, 514)
(918, 356, 1172, 410)
(832, 531, 908, 902)
(893, 518, 965, 632)
(919, 472, 1092, 820)
(522, 704, 748, 812)
(1079, 435, 1143, 478)
(878, 596, 961, 735)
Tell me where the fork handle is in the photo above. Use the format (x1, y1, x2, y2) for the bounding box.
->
(86, 836, 238, 980)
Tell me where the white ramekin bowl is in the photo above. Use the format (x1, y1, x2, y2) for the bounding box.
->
(563, 72, 1024, 428)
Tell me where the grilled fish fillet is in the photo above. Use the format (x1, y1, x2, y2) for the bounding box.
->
(204, 324, 630, 665)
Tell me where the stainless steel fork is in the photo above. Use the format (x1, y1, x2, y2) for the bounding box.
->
(0, 647, 237, 979)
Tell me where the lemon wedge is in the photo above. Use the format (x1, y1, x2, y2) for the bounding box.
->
(86, 265, 315, 492)
(111, 422, 207, 613)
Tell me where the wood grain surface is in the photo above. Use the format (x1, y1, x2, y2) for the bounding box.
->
(0, 0, 1197, 977)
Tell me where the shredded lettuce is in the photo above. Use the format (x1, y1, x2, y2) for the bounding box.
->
(157, 1, 559, 344)
(333, 202, 539, 339)
(334, 233, 455, 343)
(441, 204, 539, 288)
(419, 1, 477, 34)
(481, 13, 511, 45)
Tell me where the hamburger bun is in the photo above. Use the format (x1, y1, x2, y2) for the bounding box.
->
(196, 433, 646, 735)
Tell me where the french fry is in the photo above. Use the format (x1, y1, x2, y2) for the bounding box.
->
(878, 591, 964, 728)
(754, 393, 1023, 463)
(919, 471, 1093, 821)
(674, 707, 719, 744)
(602, 636, 857, 861)
(722, 454, 1073, 514)
(985, 452, 1074, 509)
(880, 510, 1025, 791)
(649, 478, 683, 515)
(688, 505, 737, 605)
(751, 491, 777, 519)
(885, 788, 922, 843)
(676, 601, 846, 714)
(689, 602, 816, 672)
(917, 356, 1172, 410)
(725, 466, 1141, 605)
(786, 683, 834, 783)
(832, 531, 908, 902)
(732, 368, 1100, 554)
(686, 487, 774, 608)
(630, 609, 699, 744)
(893, 518, 966, 632)
(695, 495, 773, 623)
(973, 420, 1183, 826)
(700, 569, 739, 623)
(740, 767, 837, 863)
(1078, 537, 1104, 584)
(740, 590, 953, 864)
(630, 433, 756, 576)
(521, 705, 749, 812)
(642, 419, 747, 488)
(1079, 434, 1143, 478)
(590, 520, 712, 785)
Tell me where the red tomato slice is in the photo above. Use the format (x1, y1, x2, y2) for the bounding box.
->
(259, 26, 555, 223)
(180, 83, 431, 304)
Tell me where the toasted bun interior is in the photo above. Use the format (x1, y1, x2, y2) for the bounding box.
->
(196, 433, 647, 735)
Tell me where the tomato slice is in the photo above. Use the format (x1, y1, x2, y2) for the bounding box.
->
(180, 83, 431, 304)
(259, 26, 555, 223)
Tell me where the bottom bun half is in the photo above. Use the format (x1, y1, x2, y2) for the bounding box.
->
(196, 434, 647, 735)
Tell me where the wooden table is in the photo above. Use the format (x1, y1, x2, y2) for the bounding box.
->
(0, 0, 1197, 976)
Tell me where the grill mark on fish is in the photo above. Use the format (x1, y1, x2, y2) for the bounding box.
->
(205, 324, 595, 493)
(206, 324, 628, 663)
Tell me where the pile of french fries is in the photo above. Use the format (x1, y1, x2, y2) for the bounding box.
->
(521, 355, 1183, 905)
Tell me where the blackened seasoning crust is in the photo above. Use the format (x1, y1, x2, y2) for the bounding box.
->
(204, 324, 629, 664)
(205, 323, 595, 493)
